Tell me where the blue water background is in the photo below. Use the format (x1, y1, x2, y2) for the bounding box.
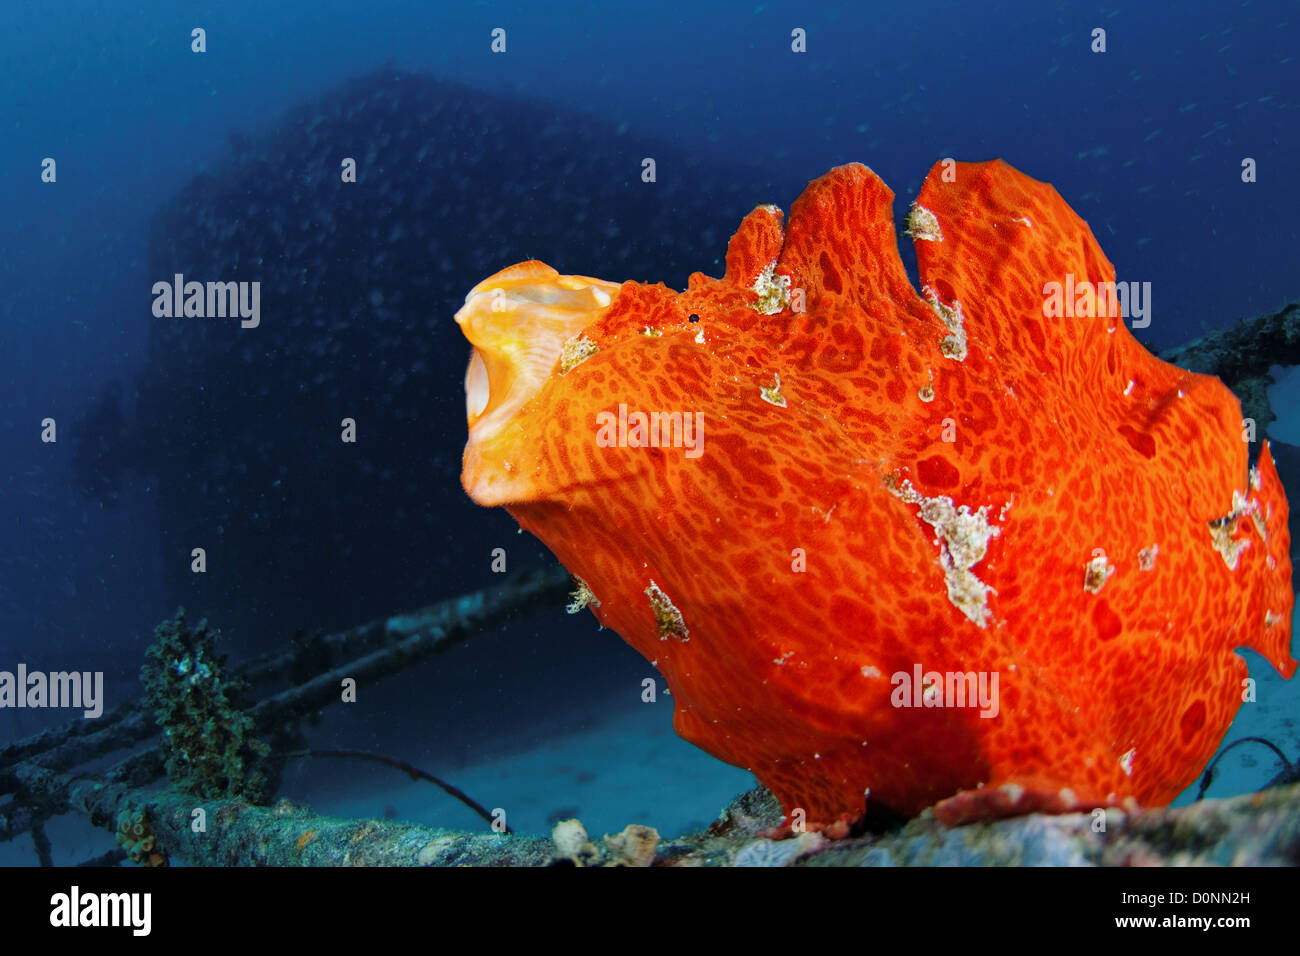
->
(0, 0, 1296, 851)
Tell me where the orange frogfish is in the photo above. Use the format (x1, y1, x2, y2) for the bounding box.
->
(453, 160, 1296, 828)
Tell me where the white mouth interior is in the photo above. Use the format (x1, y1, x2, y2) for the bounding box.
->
(465, 349, 490, 420)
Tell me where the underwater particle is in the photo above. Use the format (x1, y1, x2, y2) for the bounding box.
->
(552, 818, 601, 866)
(645, 580, 688, 641)
(1084, 553, 1115, 593)
(559, 333, 599, 374)
(905, 203, 943, 242)
(1138, 545, 1158, 571)
(751, 261, 790, 315)
(760, 373, 787, 408)
(603, 824, 660, 867)
(566, 577, 600, 614)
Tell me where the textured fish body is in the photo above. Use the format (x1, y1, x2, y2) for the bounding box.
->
(456, 160, 1295, 827)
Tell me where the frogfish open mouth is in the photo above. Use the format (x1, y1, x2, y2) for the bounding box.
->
(453, 159, 1296, 828)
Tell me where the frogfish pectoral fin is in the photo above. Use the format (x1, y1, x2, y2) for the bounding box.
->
(933, 775, 1136, 827)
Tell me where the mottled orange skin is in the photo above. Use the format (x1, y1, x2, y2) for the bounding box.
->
(458, 161, 1295, 826)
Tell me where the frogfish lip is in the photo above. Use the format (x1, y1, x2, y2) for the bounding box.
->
(454, 260, 622, 506)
